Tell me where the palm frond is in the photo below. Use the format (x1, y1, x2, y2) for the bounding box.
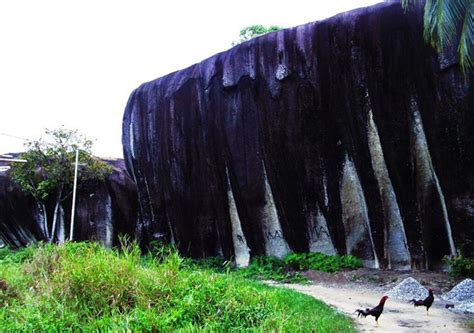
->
(401, 0, 473, 74)
(458, 0, 473, 73)
(401, 0, 422, 10)
(424, 0, 464, 49)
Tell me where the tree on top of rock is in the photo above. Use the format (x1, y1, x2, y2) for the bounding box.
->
(232, 25, 284, 45)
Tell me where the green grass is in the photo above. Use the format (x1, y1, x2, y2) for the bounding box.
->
(186, 252, 363, 284)
(0, 242, 356, 332)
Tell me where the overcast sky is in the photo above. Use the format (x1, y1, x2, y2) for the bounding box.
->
(0, 0, 381, 158)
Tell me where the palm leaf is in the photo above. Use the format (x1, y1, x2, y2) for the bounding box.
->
(423, 0, 464, 49)
(402, 0, 472, 74)
(458, 0, 473, 73)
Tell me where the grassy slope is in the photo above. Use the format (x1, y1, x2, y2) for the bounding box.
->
(0, 243, 355, 332)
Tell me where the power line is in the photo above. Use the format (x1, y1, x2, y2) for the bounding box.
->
(0, 132, 29, 141)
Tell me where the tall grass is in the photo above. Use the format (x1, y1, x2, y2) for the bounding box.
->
(0, 242, 355, 332)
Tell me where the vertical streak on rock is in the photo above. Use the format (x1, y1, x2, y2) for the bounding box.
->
(35, 203, 48, 240)
(409, 96, 456, 257)
(225, 167, 250, 267)
(2, 225, 20, 247)
(15, 225, 34, 246)
(127, 110, 138, 186)
(260, 161, 291, 258)
(340, 154, 379, 268)
(307, 203, 336, 255)
(165, 211, 176, 244)
(96, 193, 113, 248)
(367, 109, 411, 269)
(143, 178, 155, 223)
(129, 121, 135, 160)
(322, 173, 329, 209)
(57, 205, 65, 244)
(104, 194, 113, 248)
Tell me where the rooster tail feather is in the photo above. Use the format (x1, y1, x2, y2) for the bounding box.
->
(355, 308, 370, 318)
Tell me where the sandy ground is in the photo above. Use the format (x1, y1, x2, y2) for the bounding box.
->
(269, 281, 472, 332)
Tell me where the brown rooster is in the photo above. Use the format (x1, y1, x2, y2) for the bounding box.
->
(355, 295, 389, 326)
(409, 288, 434, 315)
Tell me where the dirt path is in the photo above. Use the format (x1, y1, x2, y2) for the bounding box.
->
(271, 282, 471, 332)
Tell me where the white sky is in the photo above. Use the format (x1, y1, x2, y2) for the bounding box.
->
(0, 0, 381, 158)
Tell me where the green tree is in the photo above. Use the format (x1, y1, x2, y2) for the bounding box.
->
(402, 0, 473, 74)
(10, 127, 112, 243)
(232, 24, 284, 45)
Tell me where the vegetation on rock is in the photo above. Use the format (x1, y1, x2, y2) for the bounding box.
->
(232, 24, 284, 45)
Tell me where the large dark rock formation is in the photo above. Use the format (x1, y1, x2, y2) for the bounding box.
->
(122, 2, 473, 269)
(0, 157, 138, 247)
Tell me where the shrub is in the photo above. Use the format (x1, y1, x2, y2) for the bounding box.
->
(186, 252, 363, 284)
(284, 252, 363, 273)
(240, 256, 307, 283)
(445, 255, 474, 278)
(185, 255, 307, 283)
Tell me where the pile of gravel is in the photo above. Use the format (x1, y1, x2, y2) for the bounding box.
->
(442, 279, 474, 314)
(442, 279, 474, 302)
(386, 277, 429, 301)
(449, 302, 474, 314)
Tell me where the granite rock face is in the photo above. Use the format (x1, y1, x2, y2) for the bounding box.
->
(0, 157, 138, 247)
(122, 2, 473, 269)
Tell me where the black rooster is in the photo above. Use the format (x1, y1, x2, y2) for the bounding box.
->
(355, 295, 389, 326)
(409, 288, 434, 315)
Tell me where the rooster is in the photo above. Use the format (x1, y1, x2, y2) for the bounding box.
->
(355, 295, 389, 326)
(409, 288, 434, 315)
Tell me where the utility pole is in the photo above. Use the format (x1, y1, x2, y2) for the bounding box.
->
(69, 149, 79, 241)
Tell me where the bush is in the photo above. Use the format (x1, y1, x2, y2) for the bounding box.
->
(240, 256, 307, 283)
(284, 252, 363, 273)
(445, 255, 474, 278)
(187, 252, 363, 283)
(185, 255, 307, 283)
